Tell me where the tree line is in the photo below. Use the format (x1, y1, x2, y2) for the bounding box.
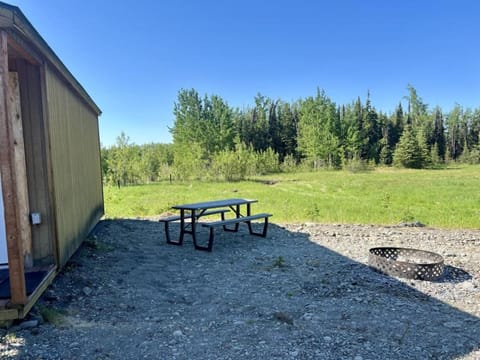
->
(102, 85, 480, 185)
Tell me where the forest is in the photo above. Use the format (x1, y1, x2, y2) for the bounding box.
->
(101, 85, 480, 186)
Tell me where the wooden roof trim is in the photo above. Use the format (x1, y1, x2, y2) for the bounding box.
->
(7, 32, 42, 65)
(0, 1, 101, 116)
(0, 6, 13, 27)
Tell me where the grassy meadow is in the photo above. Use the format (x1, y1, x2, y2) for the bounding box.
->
(103, 165, 480, 229)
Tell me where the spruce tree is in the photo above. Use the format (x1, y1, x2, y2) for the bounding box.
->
(432, 107, 446, 161)
(393, 125, 426, 168)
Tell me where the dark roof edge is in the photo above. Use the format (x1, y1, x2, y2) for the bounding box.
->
(0, 1, 101, 116)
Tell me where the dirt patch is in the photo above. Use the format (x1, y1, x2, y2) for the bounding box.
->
(251, 179, 279, 185)
(1, 220, 480, 359)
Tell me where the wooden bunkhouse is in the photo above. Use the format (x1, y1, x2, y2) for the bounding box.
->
(0, 1, 103, 320)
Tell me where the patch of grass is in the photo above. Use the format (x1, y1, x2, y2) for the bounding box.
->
(305, 203, 321, 220)
(3, 332, 17, 341)
(263, 256, 288, 271)
(381, 192, 391, 209)
(84, 236, 114, 252)
(272, 256, 287, 268)
(400, 207, 416, 223)
(103, 165, 480, 229)
(62, 260, 80, 273)
(36, 305, 66, 326)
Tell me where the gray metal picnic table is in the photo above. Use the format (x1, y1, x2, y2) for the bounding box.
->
(162, 198, 271, 251)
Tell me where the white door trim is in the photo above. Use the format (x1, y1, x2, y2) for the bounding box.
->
(0, 172, 8, 267)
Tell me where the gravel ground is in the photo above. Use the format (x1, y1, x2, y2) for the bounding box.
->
(1, 219, 480, 359)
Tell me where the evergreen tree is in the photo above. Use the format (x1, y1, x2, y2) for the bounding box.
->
(390, 102, 404, 146)
(267, 99, 282, 154)
(393, 125, 427, 168)
(341, 103, 361, 160)
(245, 94, 271, 152)
(379, 135, 391, 165)
(277, 102, 299, 161)
(359, 92, 381, 163)
(416, 128, 431, 166)
(445, 105, 463, 160)
(405, 84, 428, 127)
(379, 113, 393, 165)
(469, 108, 480, 149)
(432, 107, 446, 161)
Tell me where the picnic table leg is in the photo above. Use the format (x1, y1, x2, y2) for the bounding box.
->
(174, 209, 186, 246)
(191, 209, 214, 251)
(247, 216, 270, 237)
(223, 204, 240, 232)
(246, 202, 253, 234)
(164, 221, 174, 244)
(190, 210, 199, 248)
(194, 209, 228, 252)
(206, 227, 215, 252)
(164, 210, 185, 246)
(193, 225, 215, 252)
(245, 204, 269, 237)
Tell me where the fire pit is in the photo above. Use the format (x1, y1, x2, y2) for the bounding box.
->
(369, 247, 444, 281)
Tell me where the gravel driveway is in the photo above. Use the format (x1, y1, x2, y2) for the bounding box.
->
(1, 219, 480, 359)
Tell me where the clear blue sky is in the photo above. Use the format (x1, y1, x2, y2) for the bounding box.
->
(11, 0, 480, 146)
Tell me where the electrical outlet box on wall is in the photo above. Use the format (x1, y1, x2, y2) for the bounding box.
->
(30, 212, 41, 225)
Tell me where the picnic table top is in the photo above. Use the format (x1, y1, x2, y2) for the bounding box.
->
(172, 198, 257, 211)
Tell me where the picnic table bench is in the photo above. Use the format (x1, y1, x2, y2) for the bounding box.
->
(159, 198, 272, 252)
(201, 212, 271, 251)
(159, 209, 229, 244)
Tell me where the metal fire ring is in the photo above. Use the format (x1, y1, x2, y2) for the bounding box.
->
(369, 247, 444, 281)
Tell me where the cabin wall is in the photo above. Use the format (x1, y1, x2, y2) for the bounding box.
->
(15, 60, 55, 266)
(44, 65, 103, 267)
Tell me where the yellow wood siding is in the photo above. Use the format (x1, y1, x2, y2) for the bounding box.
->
(44, 66, 103, 266)
(16, 60, 55, 265)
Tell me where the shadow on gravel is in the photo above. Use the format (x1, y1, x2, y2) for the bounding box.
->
(441, 265, 473, 283)
(5, 219, 480, 359)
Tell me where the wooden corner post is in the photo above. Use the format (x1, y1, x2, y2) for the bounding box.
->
(0, 30, 27, 305)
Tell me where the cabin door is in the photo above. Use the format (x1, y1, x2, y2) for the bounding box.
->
(0, 173, 7, 267)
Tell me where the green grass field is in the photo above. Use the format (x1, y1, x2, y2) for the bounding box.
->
(103, 165, 480, 229)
